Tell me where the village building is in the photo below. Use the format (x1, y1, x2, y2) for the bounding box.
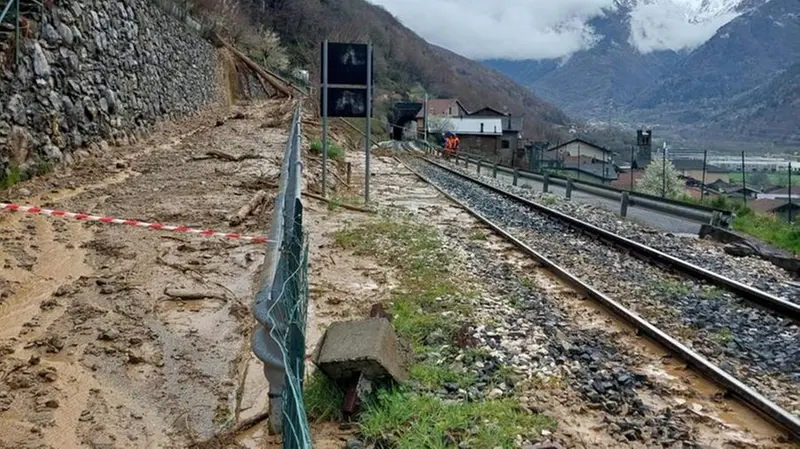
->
(750, 199, 800, 222)
(546, 138, 612, 163)
(670, 159, 729, 184)
(757, 186, 800, 200)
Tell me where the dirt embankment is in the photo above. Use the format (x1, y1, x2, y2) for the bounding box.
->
(0, 99, 304, 448)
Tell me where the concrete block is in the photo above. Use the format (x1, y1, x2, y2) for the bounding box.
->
(312, 318, 408, 382)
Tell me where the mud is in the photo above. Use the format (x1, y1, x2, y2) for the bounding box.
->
(0, 100, 297, 449)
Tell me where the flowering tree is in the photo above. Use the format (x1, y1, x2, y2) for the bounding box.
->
(637, 156, 684, 198)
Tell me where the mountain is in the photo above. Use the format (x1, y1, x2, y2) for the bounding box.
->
(482, 0, 799, 148)
(248, 0, 570, 141)
(484, 5, 681, 118)
(704, 62, 800, 145)
(633, 0, 800, 109)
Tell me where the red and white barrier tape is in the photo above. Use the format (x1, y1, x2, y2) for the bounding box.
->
(0, 202, 271, 244)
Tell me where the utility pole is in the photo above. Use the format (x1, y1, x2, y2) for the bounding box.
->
(701, 150, 707, 202)
(423, 92, 428, 142)
(789, 162, 793, 223)
(662, 142, 667, 198)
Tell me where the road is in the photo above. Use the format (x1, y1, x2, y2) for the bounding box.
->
(459, 163, 704, 235)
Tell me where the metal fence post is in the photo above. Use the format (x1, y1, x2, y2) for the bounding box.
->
(543, 174, 550, 193)
(477, 159, 482, 175)
(493, 162, 498, 178)
(790, 162, 793, 223)
(741, 151, 747, 205)
(513, 169, 519, 186)
(620, 192, 629, 217)
(566, 180, 573, 200)
(701, 150, 707, 202)
(346, 162, 352, 186)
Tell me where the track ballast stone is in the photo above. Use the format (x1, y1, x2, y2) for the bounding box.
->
(443, 159, 800, 304)
(409, 157, 800, 418)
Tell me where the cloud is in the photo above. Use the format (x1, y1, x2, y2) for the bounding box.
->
(368, 0, 614, 60)
(628, 3, 739, 53)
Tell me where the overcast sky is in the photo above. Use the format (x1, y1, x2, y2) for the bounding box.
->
(368, 0, 738, 60)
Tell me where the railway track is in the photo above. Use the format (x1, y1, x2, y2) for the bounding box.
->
(401, 154, 800, 441)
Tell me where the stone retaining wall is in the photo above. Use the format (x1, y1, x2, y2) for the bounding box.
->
(0, 0, 257, 177)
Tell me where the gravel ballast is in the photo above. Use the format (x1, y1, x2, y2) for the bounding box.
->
(408, 157, 800, 418)
(441, 158, 800, 304)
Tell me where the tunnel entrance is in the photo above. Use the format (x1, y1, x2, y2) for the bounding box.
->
(388, 102, 423, 141)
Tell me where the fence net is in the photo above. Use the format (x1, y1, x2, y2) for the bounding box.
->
(251, 102, 312, 449)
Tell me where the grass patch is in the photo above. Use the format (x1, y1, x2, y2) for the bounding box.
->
(304, 372, 345, 423)
(679, 194, 800, 254)
(714, 327, 734, 344)
(468, 230, 487, 241)
(732, 210, 800, 255)
(541, 195, 558, 206)
(410, 363, 476, 391)
(699, 285, 724, 299)
(332, 216, 555, 445)
(519, 277, 538, 289)
(310, 139, 345, 161)
(359, 389, 556, 449)
(654, 279, 691, 297)
(0, 166, 23, 190)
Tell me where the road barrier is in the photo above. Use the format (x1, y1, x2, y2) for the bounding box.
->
(454, 153, 733, 227)
(251, 102, 311, 448)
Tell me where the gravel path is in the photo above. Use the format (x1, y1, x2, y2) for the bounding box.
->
(441, 158, 800, 304)
(408, 157, 800, 419)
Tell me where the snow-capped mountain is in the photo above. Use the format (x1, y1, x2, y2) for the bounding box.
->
(482, 0, 799, 147)
(614, 0, 768, 22)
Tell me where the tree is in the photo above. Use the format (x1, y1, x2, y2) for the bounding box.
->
(637, 156, 684, 198)
(426, 115, 455, 136)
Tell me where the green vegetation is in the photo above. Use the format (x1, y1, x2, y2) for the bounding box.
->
(331, 216, 555, 447)
(468, 230, 487, 241)
(410, 363, 476, 391)
(728, 171, 800, 186)
(1, 159, 54, 190)
(0, 166, 23, 190)
(714, 328, 734, 344)
(541, 195, 558, 206)
(654, 279, 691, 297)
(678, 194, 800, 254)
(304, 372, 345, 423)
(732, 208, 800, 254)
(699, 285, 724, 300)
(310, 139, 344, 161)
(359, 389, 555, 449)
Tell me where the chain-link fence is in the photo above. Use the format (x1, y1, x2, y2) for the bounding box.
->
(251, 102, 312, 449)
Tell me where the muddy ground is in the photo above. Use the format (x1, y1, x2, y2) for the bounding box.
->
(0, 99, 309, 448)
(0, 99, 793, 449)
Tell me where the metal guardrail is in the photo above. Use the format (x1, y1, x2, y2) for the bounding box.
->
(450, 151, 733, 226)
(251, 103, 311, 448)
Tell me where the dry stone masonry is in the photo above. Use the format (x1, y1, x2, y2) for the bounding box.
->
(1, 0, 226, 176)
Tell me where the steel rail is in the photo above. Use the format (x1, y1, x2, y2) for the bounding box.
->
(400, 157, 800, 441)
(419, 156, 800, 321)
